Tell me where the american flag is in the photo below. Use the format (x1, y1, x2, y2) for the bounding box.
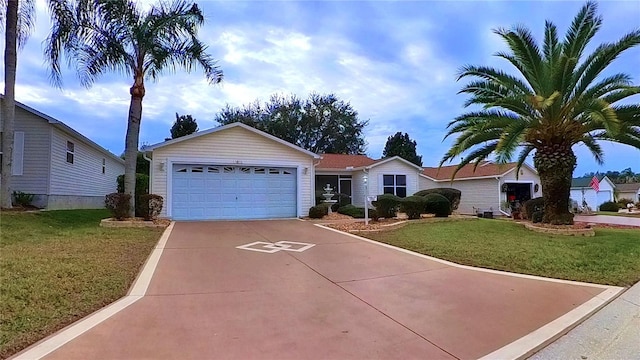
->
(589, 176, 600, 192)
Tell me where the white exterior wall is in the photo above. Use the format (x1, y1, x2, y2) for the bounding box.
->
(617, 190, 640, 202)
(7, 106, 51, 198)
(419, 175, 439, 190)
(151, 126, 315, 218)
(49, 128, 124, 198)
(352, 171, 366, 207)
(570, 179, 615, 211)
(444, 178, 500, 214)
(368, 161, 421, 197)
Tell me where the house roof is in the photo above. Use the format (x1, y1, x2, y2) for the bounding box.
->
(616, 183, 640, 192)
(422, 162, 521, 180)
(315, 154, 423, 171)
(143, 122, 320, 158)
(571, 175, 613, 188)
(2, 95, 124, 164)
(315, 153, 377, 169)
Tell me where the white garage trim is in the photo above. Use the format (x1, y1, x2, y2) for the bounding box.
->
(166, 157, 305, 219)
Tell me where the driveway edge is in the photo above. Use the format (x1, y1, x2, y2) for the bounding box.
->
(11, 222, 176, 360)
(314, 223, 625, 360)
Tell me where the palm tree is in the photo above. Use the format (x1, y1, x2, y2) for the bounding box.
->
(442, 1, 640, 225)
(46, 0, 223, 216)
(1, 0, 35, 208)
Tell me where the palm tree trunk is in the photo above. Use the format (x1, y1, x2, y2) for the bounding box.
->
(534, 144, 576, 225)
(1, 0, 18, 209)
(124, 74, 145, 217)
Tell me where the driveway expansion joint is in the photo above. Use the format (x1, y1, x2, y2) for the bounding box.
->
(334, 266, 450, 284)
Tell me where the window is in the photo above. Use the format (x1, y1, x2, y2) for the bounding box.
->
(191, 166, 204, 173)
(102, 158, 106, 174)
(66, 141, 75, 164)
(207, 166, 220, 173)
(383, 174, 407, 197)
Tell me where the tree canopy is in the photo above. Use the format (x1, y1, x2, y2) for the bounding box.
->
(442, 1, 640, 224)
(168, 113, 198, 140)
(215, 93, 368, 154)
(583, 168, 639, 184)
(382, 132, 423, 166)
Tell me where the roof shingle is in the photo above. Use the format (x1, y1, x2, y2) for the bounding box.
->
(315, 154, 377, 169)
(422, 162, 518, 180)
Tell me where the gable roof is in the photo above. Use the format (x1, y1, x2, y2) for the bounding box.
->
(421, 162, 526, 181)
(2, 95, 124, 164)
(571, 175, 614, 189)
(143, 122, 320, 158)
(614, 183, 640, 192)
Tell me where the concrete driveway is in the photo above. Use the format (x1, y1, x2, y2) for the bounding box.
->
(18, 220, 622, 360)
(575, 214, 640, 227)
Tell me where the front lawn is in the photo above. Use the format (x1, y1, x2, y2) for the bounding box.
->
(364, 219, 640, 287)
(0, 209, 164, 359)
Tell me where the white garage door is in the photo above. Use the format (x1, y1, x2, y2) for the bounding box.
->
(172, 164, 297, 220)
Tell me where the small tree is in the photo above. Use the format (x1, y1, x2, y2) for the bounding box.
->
(167, 113, 198, 140)
(382, 132, 423, 166)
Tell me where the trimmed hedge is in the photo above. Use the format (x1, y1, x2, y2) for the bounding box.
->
(372, 194, 401, 218)
(599, 201, 620, 212)
(337, 205, 365, 218)
(531, 211, 543, 223)
(400, 196, 427, 220)
(105, 193, 131, 220)
(414, 188, 461, 211)
(422, 193, 451, 217)
(523, 197, 544, 220)
(309, 203, 330, 218)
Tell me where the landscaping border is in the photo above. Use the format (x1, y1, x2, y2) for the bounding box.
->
(522, 223, 595, 237)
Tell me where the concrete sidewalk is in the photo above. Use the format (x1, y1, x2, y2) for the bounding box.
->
(575, 214, 640, 227)
(530, 282, 640, 359)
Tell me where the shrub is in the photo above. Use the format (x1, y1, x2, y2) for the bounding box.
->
(117, 173, 150, 217)
(617, 198, 634, 207)
(337, 205, 366, 218)
(139, 194, 164, 220)
(531, 211, 543, 223)
(414, 188, 461, 211)
(105, 193, 131, 220)
(523, 197, 545, 220)
(599, 201, 620, 212)
(308, 203, 330, 219)
(369, 208, 380, 221)
(400, 196, 427, 220)
(372, 194, 401, 218)
(422, 193, 451, 217)
(12, 191, 35, 207)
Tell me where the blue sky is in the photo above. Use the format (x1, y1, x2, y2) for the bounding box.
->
(3, 0, 640, 176)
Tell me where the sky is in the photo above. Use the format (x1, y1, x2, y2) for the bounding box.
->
(2, 0, 640, 176)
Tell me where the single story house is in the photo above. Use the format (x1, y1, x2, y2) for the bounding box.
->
(0, 97, 125, 209)
(615, 183, 640, 203)
(143, 123, 543, 220)
(570, 175, 615, 211)
(420, 162, 542, 215)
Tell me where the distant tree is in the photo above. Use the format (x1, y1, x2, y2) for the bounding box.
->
(215, 93, 368, 154)
(582, 168, 639, 183)
(382, 132, 423, 166)
(167, 113, 198, 140)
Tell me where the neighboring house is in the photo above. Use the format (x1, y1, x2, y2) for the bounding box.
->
(420, 162, 542, 215)
(315, 153, 424, 207)
(615, 183, 640, 203)
(570, 175, 616, 211)
(0, 96, 125, 209)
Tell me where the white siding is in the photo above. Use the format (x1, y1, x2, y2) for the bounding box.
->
(352, 171, 366, 207)
(8, 106, 51, 194)
(151, 126, 315, 218)
(419, 175, 439, 190)
(49, 128, 124, 197)
(499, 166, 542, 205)
(368, 161, 421, 197)
(618, 190, 640, 202)
(448, 178, 500, 214)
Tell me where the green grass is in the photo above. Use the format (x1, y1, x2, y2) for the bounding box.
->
(595, 211, 640, 217)
(0, 209, 163, 359)
(364, 219, 640, 287)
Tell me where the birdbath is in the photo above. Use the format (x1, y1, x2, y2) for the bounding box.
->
(322, 184, 338, 214)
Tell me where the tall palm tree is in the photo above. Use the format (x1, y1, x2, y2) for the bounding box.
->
(442, 1, 640, 224)
(1, 0, 35, 208)
(46, 0, 223, 216)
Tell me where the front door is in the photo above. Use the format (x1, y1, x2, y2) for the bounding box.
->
(339, 178, 352, 205)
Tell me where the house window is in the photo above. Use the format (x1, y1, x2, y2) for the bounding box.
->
(66, 141, 75, 164)
(102, 158, 106, 174)
(383, 174, 407, 197)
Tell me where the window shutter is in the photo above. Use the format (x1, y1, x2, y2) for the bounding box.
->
(12, 131, 24, 175)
